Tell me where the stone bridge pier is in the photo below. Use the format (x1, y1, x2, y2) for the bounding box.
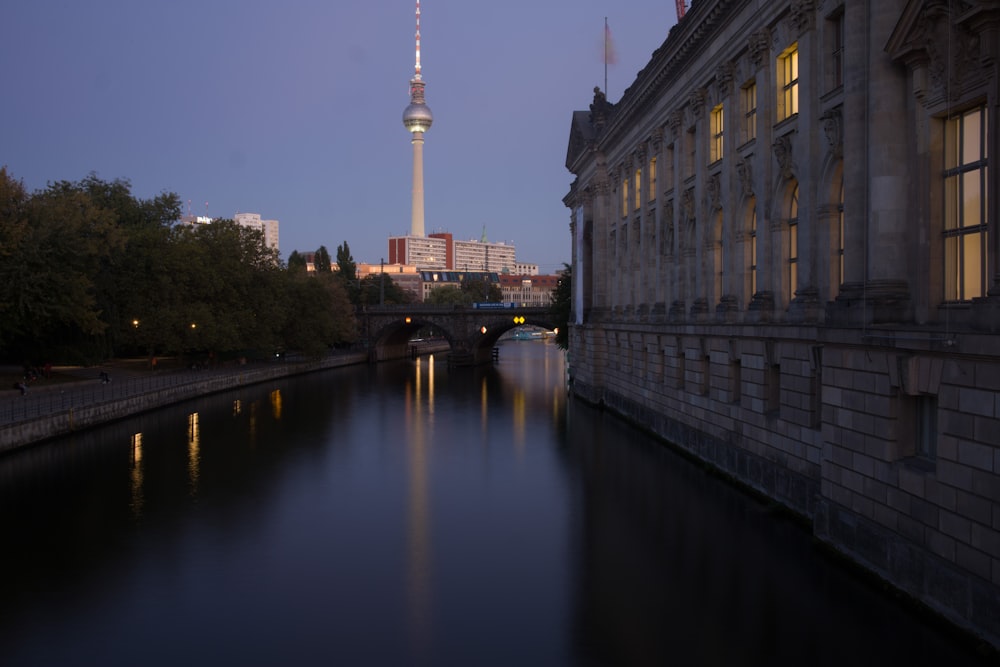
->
(359, 305, 554, 366)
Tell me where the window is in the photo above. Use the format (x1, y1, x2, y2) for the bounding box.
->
(634, 168, 642, 210)
(742, 82, 757, 144)
(649, 157, 657, 203)
(788, 184, 799, 301)
(901, 393, 938, 461)
(748, 199, 758, 296)
(777, 44, 799, 121)
(622, 177, 629, 218)
(943, 106, 989, 301)
(766, 363, 781, 414)
(837, 179, 844, 287)
(830, 11, 844, 90)
(710, 104, 724, 163)
(915, 395, 938, 460)
(665, 144, 675, 191)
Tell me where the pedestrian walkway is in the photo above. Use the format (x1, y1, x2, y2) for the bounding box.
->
(0, 353, 367, 451)
(1, 358, 222, 426)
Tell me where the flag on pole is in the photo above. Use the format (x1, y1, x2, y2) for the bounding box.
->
(603, 19, 617, 66)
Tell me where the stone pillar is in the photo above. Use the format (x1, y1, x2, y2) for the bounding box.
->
(746, 26, 776, 322)
(972, 16, 1000, 331)
(832, 0, 913, 325)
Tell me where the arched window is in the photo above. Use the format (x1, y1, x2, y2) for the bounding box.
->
(788, 183, 799, 302)
(634, 168, 642, 210)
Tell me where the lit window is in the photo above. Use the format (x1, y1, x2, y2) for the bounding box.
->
(944, 106, 988, 301)
(622, 177, 629, 217)
(777, 44, 799, 121)
(649, 157, 657, 202)
(789, 184, 799, 301)
(634, 168, 642, 210)
(710, 104, 724, 163)
(742, 82, 757, 143)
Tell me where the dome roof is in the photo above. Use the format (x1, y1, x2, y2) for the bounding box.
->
(403, 102, 433, 132)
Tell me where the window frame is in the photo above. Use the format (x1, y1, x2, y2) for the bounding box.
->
(942, 105, 989, 302)
(710, 104, 724, 163)
(777, 44, 799, 122)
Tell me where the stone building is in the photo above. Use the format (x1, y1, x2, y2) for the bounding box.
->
(563, 0, 998, 648)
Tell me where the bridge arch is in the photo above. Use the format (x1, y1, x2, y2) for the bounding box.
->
(360, 306, 556, 365)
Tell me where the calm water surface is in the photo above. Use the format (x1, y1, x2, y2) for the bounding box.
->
(0, 342, 993, 666)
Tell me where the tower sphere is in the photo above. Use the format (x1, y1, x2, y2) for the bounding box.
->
(403, 102, 433, 134)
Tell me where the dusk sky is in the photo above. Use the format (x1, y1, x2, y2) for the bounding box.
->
(2, 1, 679, 273)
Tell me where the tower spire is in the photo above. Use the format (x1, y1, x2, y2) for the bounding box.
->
(403, 0, 433, 238)
(414, 0, 422, 80)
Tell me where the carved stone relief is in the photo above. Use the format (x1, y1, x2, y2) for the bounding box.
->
(736, 157, 754, 198)
(821, 107, 843, 159)
(790, 0, 815, 35)
(748, 28, 771, 70)
(773, 135, 796, 181)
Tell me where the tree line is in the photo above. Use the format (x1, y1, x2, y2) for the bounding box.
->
(0, 168, 409, 365)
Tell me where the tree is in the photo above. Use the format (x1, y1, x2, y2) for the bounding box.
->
(0, 168, 125, 362)
(549, 263, 572, 350)
(281, 272, 357, 355)
(287, 250, 307, 273)
(426, 285, 470, 306)
(460, 277, 502, 303)
(314, 245, 332, 273)
(335, 241, 356, 282)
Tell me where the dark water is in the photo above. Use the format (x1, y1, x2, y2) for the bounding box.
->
(0, 342, 993, 666)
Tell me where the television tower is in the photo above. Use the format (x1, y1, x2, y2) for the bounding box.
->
(403, 0, 433, 238)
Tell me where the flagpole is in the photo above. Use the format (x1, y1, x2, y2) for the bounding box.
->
(604, 16, 608, 95)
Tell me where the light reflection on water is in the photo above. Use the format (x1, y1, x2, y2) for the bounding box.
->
(0, 341, 993, 666)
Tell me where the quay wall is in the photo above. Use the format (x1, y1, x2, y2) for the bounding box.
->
(568, 320, 1000, 650)
(0, 353, 367, 454)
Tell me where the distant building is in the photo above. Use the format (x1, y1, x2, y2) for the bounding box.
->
(233, 213, 279, 253)
(513, 262, 539, 276)
(499, 274, 559, 307)
(178, 215, 214, 226)
(419, 270, 498, 302)
(358, 262, 423, 300)
(389, 233, 450, 270)
(388, 231, 517, 273)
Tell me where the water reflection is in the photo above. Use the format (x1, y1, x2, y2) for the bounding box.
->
(130, 432, 143, 518)
(407, 355, 432, 656)
(0, 343, 992, 667)
(187, 412, 200, 495)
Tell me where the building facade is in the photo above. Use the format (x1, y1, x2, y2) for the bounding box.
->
(499, 274, 559, 307)
(564, 0, 999, 647)
(233, 212, 280, 253)
(389, 232, 517, 273)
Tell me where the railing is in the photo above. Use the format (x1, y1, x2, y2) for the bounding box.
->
(1, 368, 223, 425)
(1, 352, 367, 428)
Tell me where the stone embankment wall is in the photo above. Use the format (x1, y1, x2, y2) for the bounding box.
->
(569, 320, 1000, 650)
(0, 353, 366, 454)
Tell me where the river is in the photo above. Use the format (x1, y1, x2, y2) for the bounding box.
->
(0, 341, 992, 666)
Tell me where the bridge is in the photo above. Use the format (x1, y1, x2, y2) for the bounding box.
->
(358, 304, 556, 366)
